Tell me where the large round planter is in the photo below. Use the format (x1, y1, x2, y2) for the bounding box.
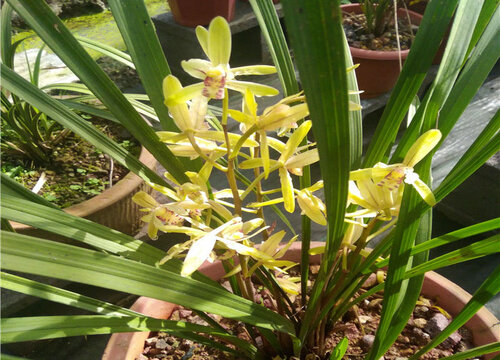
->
(11, 146, 157, 238)
(103, 242, 500, 360)
(341, 4, 423, 98)
(167, 0, 236, 27)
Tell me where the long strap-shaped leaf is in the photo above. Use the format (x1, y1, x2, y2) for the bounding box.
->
(1, 3, 14, 68)
(0, 315, 259, 359)
(1, 64, 167, 187)
(362, 0, 459, 166)
(1, 231, 294, 335)
(366, 186, 425, 360)
(5, 0, 188, 183)
(411, 264, 500, 359)
(435, 112, 500, 203)
(249, 0, 299, 96)
(390, 0, 485, 162)
(1, 272, 140, 317)
(1, 173, 58, 209)
(75, 35, 134, 68)
(0, 193, 218, 286)
(465, 1, 500, 59)
(369, 217, 500, 271)
(435, 342, 500, 360)
(281, 0, 350, 343)
(106, 0, 175, 132)
(431, 3, 500, 141)
(404, 235, 500, 278)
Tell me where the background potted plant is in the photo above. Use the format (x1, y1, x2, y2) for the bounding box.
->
(341, 0, 423, 98)
(0, 16, 158, 236)
(167, 0, 236, 27)
(1, 0, 499, 360)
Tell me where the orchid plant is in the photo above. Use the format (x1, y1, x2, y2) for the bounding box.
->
(1, 0, 499, 360)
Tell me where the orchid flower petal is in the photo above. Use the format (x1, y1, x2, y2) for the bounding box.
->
(261, 230, 286, 255)
(411, 178, 437, 206)
(226, 80, 279, 97)
(260, 131, 271, 179)
(232, 65, 277, 76)
(243, 88, 258, 117)
(165, 82, 205, 107)
(279, 167, 295, 213)
(207, 16, 231, 66)
(181, 233, 217, 277)
(280, 120, 312, 162)
(181, 59, 212, 80)
(132, 191, 158, 208)
(195, 25, 209, 58)
(403, 129, 442, 167)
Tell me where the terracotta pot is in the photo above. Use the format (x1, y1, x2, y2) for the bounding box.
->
(167, 0, 236, 27)
(341, 4, 423, 98)
(103, 241, 500, 360)
(11, 146, 156, 238)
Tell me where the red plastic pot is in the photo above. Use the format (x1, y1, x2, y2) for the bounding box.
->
(341, 4, 423, 98)
(167, 0, 236, 27)
(103, 242, 500, 360)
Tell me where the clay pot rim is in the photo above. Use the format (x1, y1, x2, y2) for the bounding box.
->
(102, 241, 500, 360)
(11, 145, 156, 230)
(341, 4, 422, 60)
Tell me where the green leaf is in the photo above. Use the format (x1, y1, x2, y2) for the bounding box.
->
(1, 64, 167, 187)
(1, 3, 14, 68)
(369, 218, 500, 272)
(0, 231, 295, 335)
(404, 235, 500, 279)
(1, 354, 25, 360)
(391, 0, 485, 162)
(366, 187, 425, 360)
(75, 35, 134, 68)
(362, 0, 459, 166)
(281, 0, 350, 342)
(0, 173, 59, 209)
(438, 4, 500, 141)
(0, 315, 257, 358)
(378, 207, 431, 355)
(249, 0, 299, 96)
(464, 1, 500, 59)
(410, 264, 500, 359)
(1, 272, 140, 317)
(435, 111, 500, 203)
(329, 337, 348, 360)
(5, 0, 188, 184)
(438, 342, 500, 360)
(106, 0, 176, 132)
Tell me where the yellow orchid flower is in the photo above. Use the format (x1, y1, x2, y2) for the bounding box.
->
(132, 191, 197, 240)
(247, 230, 298, 277)
(348, 129, 442, 220)
(297, 188, 327, 226)
(179, 217, 271, 277)
(162, 75, 209, 133)
(240, 120, 318, 213)
(165, 17, 278, 103)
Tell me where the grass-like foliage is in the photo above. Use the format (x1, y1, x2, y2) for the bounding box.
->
(1, 0, 499, 359)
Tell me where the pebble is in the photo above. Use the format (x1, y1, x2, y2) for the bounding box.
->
(310, 265, 320, 275)
(368, 298, 383, 309)
(413, 317, 427, 329)
(413, 305, 430, 318)
(442, 331, 462, 348)
(155, 338, 168, 349)
(360, 334, 375, 351)
(413, 327, 431, 345)
(424, 313, 450, 338)
(361, 273, 378, 289)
